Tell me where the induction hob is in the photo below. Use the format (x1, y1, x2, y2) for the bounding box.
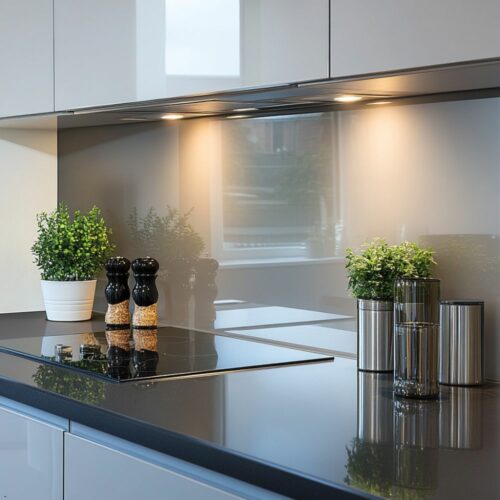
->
(0, 326, 334, 382)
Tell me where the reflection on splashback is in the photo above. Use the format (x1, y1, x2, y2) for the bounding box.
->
(221, 114, 338, 260)
(58, 97, 500, 379)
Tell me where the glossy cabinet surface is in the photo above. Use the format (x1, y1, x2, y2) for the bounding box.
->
(0, 0, 54, 117)
(64, 433, 244, 500)
(331, 0, 500, 77)
(54, 0, 329, 110)
(0, 405, 63, 500)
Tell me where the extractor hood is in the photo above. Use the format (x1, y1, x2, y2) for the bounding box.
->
(2, 58, 500, 130)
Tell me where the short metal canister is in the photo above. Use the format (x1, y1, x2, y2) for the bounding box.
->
(439, 300, 484, 386)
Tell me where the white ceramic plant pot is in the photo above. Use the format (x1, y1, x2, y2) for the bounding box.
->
(40, 280, 97, 322)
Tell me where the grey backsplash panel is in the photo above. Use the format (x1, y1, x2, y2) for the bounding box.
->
(58, 98, 500, 380)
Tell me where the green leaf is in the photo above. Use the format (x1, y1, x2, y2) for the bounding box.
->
(31, 203, 115, 281)
(345, 238, 436, 300)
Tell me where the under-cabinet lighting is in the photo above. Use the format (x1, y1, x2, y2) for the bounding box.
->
(333, 95, 363, 103)
(367, 101, 393, 105)
(161, 113, 184, 120)
(227, 114, 249, 119)
(233, 107, 257, 112)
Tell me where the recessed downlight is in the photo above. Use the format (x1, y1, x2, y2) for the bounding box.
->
(161, 113, 184, 120)
(333, 95, 363, 103)
(233, 107, 257, 112)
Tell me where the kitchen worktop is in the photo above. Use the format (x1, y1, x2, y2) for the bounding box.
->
(0, 312, 498, 499)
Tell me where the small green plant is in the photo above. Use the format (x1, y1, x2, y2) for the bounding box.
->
(345, 238, 435, 301)
(33, 361, 106, 405)
(32, 203, 114, 281)
(128, 207, 205, 265)
(345, 438, 394, 497)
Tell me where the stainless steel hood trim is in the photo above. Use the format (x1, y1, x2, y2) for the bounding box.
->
(68, 57, 500, 114)
(2, 58, 500, 129)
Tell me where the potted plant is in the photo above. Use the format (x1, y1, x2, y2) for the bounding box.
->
(128, 206, 205, 266)
(345, 238, 435, 372)
(32, 203, 114, 321)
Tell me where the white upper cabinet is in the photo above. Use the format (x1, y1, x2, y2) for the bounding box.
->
(54, 0, 329, 110)
(0, 0, 54, 117)
(331, 0, 500, 77)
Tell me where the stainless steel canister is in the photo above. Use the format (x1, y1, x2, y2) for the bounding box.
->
(439, 386, 482, 450)
(439, 300, 484, 386)
(357, 299, 394, 372)
(393, 399, 439, 493)
(394, 322, 439, 398)
(394, 278, 440, 399)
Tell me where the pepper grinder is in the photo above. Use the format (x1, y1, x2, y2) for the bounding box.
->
(132, 257, 159, 351)
(104, 257, 131, 351)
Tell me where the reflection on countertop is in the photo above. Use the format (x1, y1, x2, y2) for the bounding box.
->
(348, 372, 497, 499)
(0, 312, 498, 499)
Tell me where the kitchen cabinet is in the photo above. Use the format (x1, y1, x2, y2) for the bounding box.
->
(331, 0, 500, 77)
(0, 403, 64, 500)
(65, 433, 250, 500)
(0, 0, 54, 117)
(54, 0, 329, 110)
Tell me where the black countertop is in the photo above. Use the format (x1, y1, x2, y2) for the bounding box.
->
(0, 312, 499, 499)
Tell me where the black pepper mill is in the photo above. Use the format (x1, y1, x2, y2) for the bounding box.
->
(104, 257, 131, 351)
(132, 257, 159, 351)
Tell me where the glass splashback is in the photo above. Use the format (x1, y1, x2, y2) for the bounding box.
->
(58, 97, 500, 379)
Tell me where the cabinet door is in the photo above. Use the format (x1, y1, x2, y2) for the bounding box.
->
(65, 434, 242, 500)
(0, 406, 63, 500)
(54, 0, 329, 110)
(331, 0, 500, 77)
(0, 0, 54, 117)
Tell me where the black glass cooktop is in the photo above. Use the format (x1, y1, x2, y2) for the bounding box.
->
(0, 326, 334, 382)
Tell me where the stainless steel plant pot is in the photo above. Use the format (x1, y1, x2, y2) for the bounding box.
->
(357, 299, 394, 372)
(357, 371, 393, 444)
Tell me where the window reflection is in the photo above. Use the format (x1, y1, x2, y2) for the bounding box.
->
(165, 0, 240, 77)
(220, 113, 339, 261)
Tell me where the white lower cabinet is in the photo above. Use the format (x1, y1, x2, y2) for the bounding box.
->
(0, 400, 282, 499)
(65, 433, 251, 500)
(0, 405, 64, 500)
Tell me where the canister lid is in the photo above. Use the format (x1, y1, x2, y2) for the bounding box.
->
(440, 299, 484, 306)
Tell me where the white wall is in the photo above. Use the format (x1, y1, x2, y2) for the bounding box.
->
(0, 128, 57, 313)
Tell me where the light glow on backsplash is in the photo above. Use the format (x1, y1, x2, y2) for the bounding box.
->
(58, 97, 500, 379)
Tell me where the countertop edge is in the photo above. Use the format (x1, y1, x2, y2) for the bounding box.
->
(0, 373, 372, 500)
